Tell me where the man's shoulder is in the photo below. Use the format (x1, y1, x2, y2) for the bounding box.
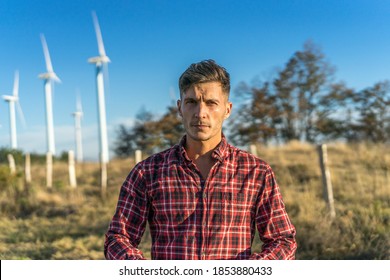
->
(138, 144, 180, 168)
(226, 143, 272, 170)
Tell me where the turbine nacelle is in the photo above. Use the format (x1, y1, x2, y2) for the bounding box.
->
(73, 92, 83, 118)
(38, 72, 61, 83)
(2, 70, 23, 108)
(2, 95, 18, 102)
(88, 55, 111, 65)
(72, 111, 83, 118)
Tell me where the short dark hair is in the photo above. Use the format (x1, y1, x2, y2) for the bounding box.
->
(178, 59, 230, 98)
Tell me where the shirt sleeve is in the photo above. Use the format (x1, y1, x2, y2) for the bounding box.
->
(104, 164, 149, 260)
(250, 166, 297, 260)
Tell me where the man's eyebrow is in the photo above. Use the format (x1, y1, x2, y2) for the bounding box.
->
(183, 96, 197, 101)
(183, 96, 220, 102)
(205, 98, 219, 102)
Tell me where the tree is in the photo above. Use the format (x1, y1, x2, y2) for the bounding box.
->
(229, 82, 280, 146)
(113, 124, 136, 157)
(274, 41, 335, 143)
(231, 41, 337, 145)
(113, 108, 160, 157)
(273, 57, 300, 141)
(315, 82, 357, 141)
(155, 105, 185, 148)
(355, 81, 390, 142)
(135, 108, 161, 152)
(0, 147, 24, 165)
(113, 105, 185, 157)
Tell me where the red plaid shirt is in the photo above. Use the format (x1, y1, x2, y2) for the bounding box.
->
(104, 135, 297, 260)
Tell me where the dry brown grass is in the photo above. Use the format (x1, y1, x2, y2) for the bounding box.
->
(256, 141, 390, 259)
(0, 142, 389, 259)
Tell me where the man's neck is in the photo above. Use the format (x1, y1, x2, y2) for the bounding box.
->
(185, 135, 222, 180)
(185, 135, 221, 161)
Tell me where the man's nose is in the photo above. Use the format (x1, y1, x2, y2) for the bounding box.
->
(194, 102, 207, 119)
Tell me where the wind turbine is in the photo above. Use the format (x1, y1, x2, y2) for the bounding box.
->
(88, 11, 110, 164)
(39, 34, 61, 156)
(2, 70, 26, 149)
(72, 93, 83, 163)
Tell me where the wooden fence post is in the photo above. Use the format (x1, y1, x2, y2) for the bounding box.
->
(46, 152, 53, 188)
(318, 144, 336, 218)
(250, 144, 258, 157)
(135, 150, 142, 164)
(25, 153, 32, 185)
(68, 150, 77, 188)
(7, 154, 16, 175)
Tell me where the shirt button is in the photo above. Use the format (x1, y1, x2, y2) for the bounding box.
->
(203, 193, 206, 199)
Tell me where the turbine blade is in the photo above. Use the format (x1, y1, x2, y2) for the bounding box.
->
(16, 101, 27, 128)
(76, 91, 83, 114)
(40, 34, 54, 73)
(92, 11, 107, 57)
(13, 71, 19, 98)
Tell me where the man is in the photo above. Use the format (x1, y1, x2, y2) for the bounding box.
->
(104, 59, 297, 260)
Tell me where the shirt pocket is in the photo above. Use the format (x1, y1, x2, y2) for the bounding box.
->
(150, 188, 197, 225)
(222, 192, 253, 224)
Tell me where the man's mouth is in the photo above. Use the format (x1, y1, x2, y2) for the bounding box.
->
(191, 123, 210, 128)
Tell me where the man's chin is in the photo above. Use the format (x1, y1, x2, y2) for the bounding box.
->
(187, 132, 211, 142)
(189, 135, 209, 142)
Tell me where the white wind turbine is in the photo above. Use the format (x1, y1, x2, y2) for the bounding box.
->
(88, 11, 110, 164)
(72, 94, 84, 163)
(2, 70, 26, 149)
(39, 34, 61, 156)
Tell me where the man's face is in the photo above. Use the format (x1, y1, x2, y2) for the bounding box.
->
(177, 82, 232, 145)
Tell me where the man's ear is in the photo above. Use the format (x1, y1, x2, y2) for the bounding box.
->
(177, 99, 182, 117)
(224, 101, 232, 119)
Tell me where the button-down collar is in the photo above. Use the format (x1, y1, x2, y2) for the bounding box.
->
(178, 134, 228, 164)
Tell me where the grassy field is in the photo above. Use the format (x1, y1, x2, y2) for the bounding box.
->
(0, 142, 389, 259)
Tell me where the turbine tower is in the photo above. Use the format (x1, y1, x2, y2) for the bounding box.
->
(72, 94, 84, 163)
(2, 71, 25, 149)
(39, 34, 61, 155)
(88, 11, 110, 164)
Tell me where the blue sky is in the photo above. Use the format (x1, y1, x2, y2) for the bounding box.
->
(1, 0, 390, 160)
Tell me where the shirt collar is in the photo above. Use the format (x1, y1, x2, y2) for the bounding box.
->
(178, 134, 228, 163)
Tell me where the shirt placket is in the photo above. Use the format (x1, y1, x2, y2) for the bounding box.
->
(186, 161, 213, 260)
(199, 178, 208, 260)
(200, 161, 220, 260)
(181, 146, 223, 260)
(184, 160, 203, 259)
